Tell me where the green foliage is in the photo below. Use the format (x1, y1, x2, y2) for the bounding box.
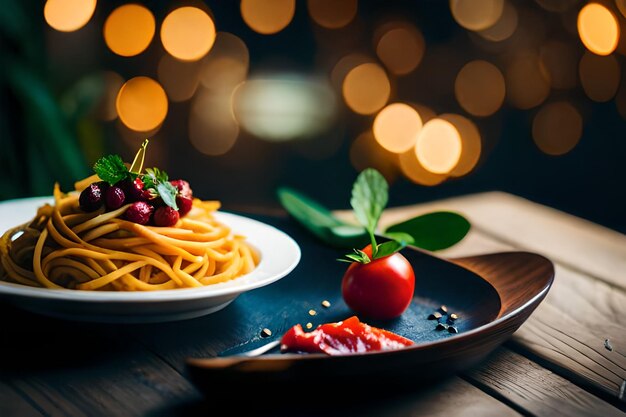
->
(278, 169, 471, 254)
(0, 0, 99, 200)
(93, 155, 129, 185)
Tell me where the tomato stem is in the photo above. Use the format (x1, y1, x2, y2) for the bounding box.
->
(368, 230, 378, 258)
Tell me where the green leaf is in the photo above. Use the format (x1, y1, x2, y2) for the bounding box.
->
(277, 187, 369, 248)
(93, 155, 129, 185)
(350, 168, 388, 235)
(5, 56, 90, 190)
(143, 167, 169, 190)
(385, 211, 471, 251)
(373, 240, 406, 259)
(340, 248, 371, 264)
(278, 187, 342, 228)
(156, 182, 179, 210)
(383, 232, 415, 245)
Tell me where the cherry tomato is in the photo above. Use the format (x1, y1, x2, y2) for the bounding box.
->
(341, 245, 415, 320)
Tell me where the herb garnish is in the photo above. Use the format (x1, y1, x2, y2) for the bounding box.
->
(277, 170, 470, 252)
(143, 168, 179, 210)
(93, 155, 131, 185)
(92, 140, 178, 210)
(340, 168, 407, 263)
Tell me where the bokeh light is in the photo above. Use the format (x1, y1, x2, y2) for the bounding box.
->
(375, 24, 425, 75)
(455, 60, 505, 116)
(307, 0, 357, 29)
(399, 147, 447, 186)
(116, 77, 168, 132)
(233, 76, 337, 141)
(409, 103, 437, 124)
(505, 51, 551, 109)
(330, 54, 373, 90)
(44, 0, 96, 32)
(200, 32, 250, 92)
(189, 88, 239, 156)
(342, 63, 391, 115)
(241, 0, 295, 35)
(350, 131, 399, 183)
(540, 40, 579, 90)
(373, 103, 423, 154)
(439, 114, 482, 177)
(532, 102, 583, 155)
(157, 54, 202, 102)
(416, 118, 462, 174)
(161, 7, 216, 61)
(104, 4, 155, 57)
(477, 1, 518, 42)
(450, 0, 504, 31)
(579, 52, 621, 102)
(577, 3, 620, 56)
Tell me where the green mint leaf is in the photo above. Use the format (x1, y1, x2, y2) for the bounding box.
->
(143, 167, 169, 191)
(351, 168, 388, 235)
(143, 170, 157, 190)
(277, 187, 369, 249)
(385, 211, 471, 251)
(93, 155, 130, 185)
(384, 232, 415, 245)
(157, 182, 179, 210)
(373, 240, 406, 260)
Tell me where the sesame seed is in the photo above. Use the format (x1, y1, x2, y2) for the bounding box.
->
(428, 312, 442, 320)
(306, 322, 313, 329)
(435, 323, 449, 331)
(309, 309, 317, 316)
(321, 300, 331, 308)
(260, 328, 272, 337)
(439, 305, 448, 314)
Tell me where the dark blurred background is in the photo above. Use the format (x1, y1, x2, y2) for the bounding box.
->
(1, 0, 625, 232)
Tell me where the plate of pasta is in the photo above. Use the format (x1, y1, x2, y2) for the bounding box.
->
(0, 145, 300, 323)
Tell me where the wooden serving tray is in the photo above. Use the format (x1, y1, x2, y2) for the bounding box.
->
(186, 216, 555, 396)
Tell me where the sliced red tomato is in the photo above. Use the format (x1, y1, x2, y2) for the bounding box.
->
(280, 316, 414, 355)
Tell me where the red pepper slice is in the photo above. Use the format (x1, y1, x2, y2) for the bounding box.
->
(280, 316, 414, 355)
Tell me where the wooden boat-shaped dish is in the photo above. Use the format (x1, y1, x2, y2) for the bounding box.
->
(186, 246, 555, 394)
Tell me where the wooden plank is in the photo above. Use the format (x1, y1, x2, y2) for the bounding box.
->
(328, 377, 522, 417)
(0, 305, 201, 417)
(513, 299, 626, 402)
(139, 376, 522, 417)
(0, 380, 43, 417)
(376, 191, 626, 290)
(464, 349, 625, 417)
(9, 349, 201, 417)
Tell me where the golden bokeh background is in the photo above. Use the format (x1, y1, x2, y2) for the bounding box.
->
(2, 0, 625, 233)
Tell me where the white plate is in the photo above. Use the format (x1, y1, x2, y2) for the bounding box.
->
(0, 197, 301, 323)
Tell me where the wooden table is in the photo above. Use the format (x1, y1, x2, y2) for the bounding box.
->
(1, 192, 625, 416)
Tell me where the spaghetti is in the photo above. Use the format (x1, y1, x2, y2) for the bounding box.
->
(0, 183, 258, 291)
